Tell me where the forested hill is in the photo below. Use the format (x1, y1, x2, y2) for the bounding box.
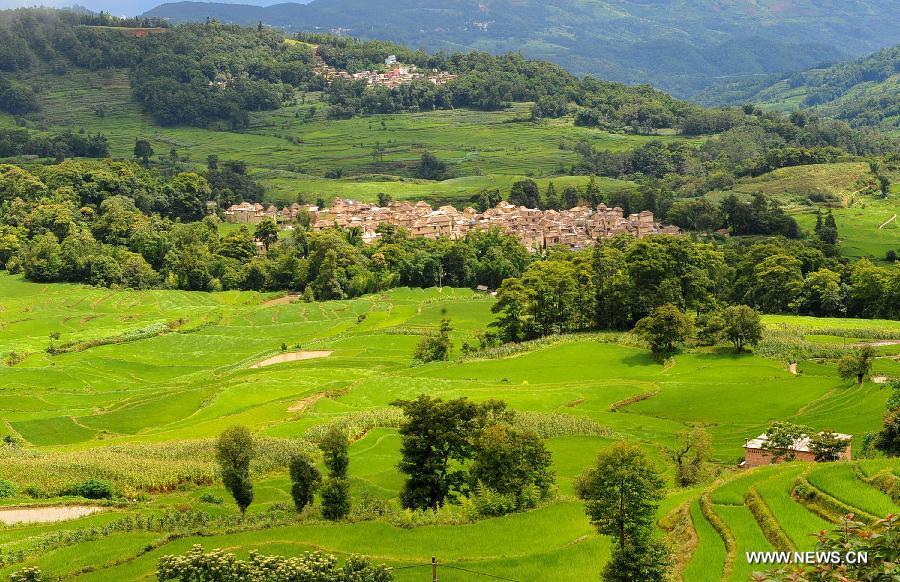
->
(699, 45, 900, 130)
(141, 0, 900, 97)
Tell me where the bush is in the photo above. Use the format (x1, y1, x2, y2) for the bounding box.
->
(66, 479, 113, 500)
(156, 545, 393, 581)
(199, 492, 223, 504)
(0, 479, 16, 498)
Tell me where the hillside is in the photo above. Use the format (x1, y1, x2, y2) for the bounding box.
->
(700, 44, 900, 129)
(138, 0, 900, 97)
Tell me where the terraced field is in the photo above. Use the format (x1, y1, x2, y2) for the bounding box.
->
(0, 69, 650, 206)
(0, 273, 896, 579)
(686, 461, 898, 581)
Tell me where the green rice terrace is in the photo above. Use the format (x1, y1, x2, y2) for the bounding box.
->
(0, 274, 897, 580)
(0, 69, 650, 208)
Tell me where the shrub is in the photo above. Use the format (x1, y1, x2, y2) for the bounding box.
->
(9, 566, 44, 582)
(156, 545, 393, 581)
(198, 492, 223, 504)
(66, 479, 113, 500)
(0, 479, 16, 498)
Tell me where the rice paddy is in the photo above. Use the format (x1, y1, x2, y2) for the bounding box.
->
(0, 272, 896, 580)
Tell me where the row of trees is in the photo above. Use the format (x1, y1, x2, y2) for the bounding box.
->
(491, 235, 900, 345)
(0, 128, 109, 160)
(215, 425, 351, 520)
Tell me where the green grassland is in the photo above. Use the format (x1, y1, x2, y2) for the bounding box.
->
(0, 274, 897, 580)
(706, 163, 900, 260)
(0, 69, 650, 206)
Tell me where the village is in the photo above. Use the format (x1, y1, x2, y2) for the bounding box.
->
(313, 54, 457, 89)
(224, 197, 681, 250)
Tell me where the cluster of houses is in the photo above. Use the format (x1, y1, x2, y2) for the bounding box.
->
(224, 198, 680, 251)
(313, 55, 457, 89)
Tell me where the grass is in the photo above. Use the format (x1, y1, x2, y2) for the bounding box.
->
(0, 69, 659, 207)
(0, 274, 896, 580)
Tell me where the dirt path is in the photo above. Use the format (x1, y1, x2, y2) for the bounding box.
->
(879, 214, 897, 230)
(288, 392, 326, 413)
(0, 505, 102, 525)
(250, 350, 332, 368)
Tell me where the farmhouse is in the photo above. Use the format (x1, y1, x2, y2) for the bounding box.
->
(742, 432, 852, 468)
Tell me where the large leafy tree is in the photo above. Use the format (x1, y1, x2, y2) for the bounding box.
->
(576, 442, 671, 582)
(470, 423, 554, 501)
(720, 305, 763, 352)
(633, 303, 693, 354)
(391, 395, 482, 510)
(837, 346, 876, 384)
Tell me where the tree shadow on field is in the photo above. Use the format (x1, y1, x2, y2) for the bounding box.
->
(619, 352, 658, 368)
(692, 347, 756, 361)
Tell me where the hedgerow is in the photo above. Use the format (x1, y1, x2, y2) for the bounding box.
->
(156, 545, 393, 581)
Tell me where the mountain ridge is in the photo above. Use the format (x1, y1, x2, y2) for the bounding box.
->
(141, 0, 900, 97)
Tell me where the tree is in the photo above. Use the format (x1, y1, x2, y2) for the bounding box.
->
(320, 427, 349, 479)
(873, 380, 900, 457)
(254, 218, 279, 252)
(633, 303, 693, 354)
(668, 427, 711, 487)
(319, 427, 350, 520)
(320, 477, 351, 521)
(413, 318, 452, 363)
(215, 426, 255, 516)
(415, 151, 448, 181)
(761, 421, 809, 463)
(470, 424, 554, 503)
(288, 453, 321, 512)
(837, 346, 876, 384)
(391, 395, 482, 509)
(170, 172, 212, 222)
(134, 139, 154, 164)
(808, 430, 848, 462)
(508, 179, 541, 209)
(576, 442, 671, 582)
(720, 305, 763, 352)
(543, 181, 559, 211)
(562, 186, 580, 209)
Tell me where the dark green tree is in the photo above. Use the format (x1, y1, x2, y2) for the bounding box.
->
(288, 453, 321, 512)
(134, 139, 154, 164)
(391, 395, 482, 510)
(720, 305, 763, 352)
(254, 218, 279, 252)
(633, 303, 693, 354)
(576, 442, 671, 582)
(215, 425, 255, 516)
(508, 179, 541, 209)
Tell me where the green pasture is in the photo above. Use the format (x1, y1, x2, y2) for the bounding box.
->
(0, 69, 656, 206)
(794, 194, 900, 259)
(0, 275, 897, 580)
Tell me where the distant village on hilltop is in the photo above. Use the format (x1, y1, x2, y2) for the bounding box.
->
(313, 54, 458, 88)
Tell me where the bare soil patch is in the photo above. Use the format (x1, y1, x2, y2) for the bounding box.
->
(250, 351, 333, 369)
(850, 340, 900, 348)
(261, 294, 300, 308)
(288, 392, 326, 413)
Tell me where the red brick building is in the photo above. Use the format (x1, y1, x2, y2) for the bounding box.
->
(742, 432, 852, 468)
